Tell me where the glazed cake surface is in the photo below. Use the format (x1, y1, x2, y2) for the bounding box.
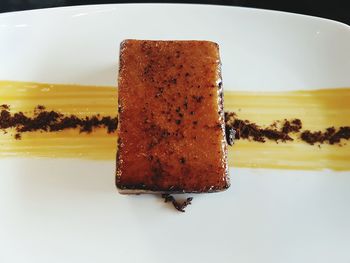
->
(116, 39, 229, 193)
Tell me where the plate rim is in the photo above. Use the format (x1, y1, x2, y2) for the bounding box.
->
(0, 3, 349, 30)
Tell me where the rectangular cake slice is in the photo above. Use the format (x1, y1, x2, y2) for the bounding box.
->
(116, 39, 229, 193)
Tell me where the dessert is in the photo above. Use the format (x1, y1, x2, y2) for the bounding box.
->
(116, 39, 229, 193)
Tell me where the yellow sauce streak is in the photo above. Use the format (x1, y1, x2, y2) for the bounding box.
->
(1, 81, 349, 171)
(224, 90, 350, 170)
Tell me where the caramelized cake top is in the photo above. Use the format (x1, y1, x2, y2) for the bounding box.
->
(117, 40, 229, 193)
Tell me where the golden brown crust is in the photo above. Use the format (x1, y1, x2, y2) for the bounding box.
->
(116, 39, 229, 193)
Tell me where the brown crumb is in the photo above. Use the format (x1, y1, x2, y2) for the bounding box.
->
(301, 126, 350, 145)
(1, 104, 10, 110)
(0, 105, 118, 138)
(0, 109, 12, 129)
(301, 130, 326, 145)
(224, 111, 350, 146)
(162, 194, 193, 212)
(224, 112, 292, 143)
(14, 133, 21, 140)
(36, 105, 45, 110)
(329, 127, 350, 144)
(282, 119, 302, 133)
(261, 128, 292, 142)
(270, 121, 279, 128)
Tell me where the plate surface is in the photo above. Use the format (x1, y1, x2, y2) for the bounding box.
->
(1, 4, 350, 263)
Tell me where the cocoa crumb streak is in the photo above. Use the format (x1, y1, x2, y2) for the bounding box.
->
(224, 112, 350, 146)
(0, 105, 118, 139)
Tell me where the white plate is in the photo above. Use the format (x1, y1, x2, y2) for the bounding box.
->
(1, 4, 350, 263)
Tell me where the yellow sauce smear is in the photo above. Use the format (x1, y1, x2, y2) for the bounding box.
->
(1, 81, 349, 171)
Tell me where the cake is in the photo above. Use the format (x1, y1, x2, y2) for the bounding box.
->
(116, 39, 229, 193)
